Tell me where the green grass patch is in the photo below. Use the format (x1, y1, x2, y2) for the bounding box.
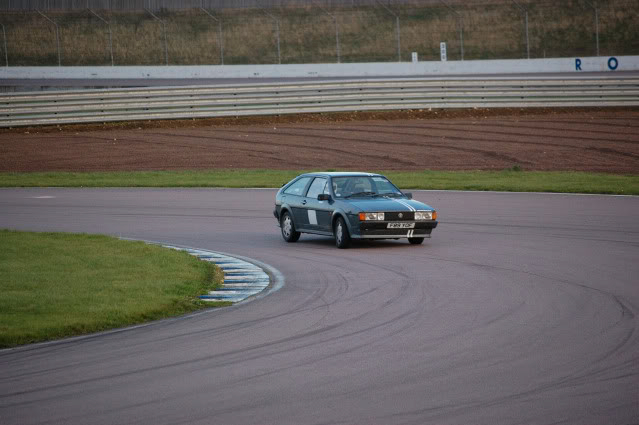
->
(1, 169, 638, 195)
(0, 230, 228, 348)
(384, 170, 639, 195)
(0, 170, 301, 189)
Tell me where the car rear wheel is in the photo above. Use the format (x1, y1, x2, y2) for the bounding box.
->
(408, 237, 424, 245)
(281, 212, 300, 242)
(334, 216, 351, 249)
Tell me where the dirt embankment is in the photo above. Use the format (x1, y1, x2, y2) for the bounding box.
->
(1, 108, 638, 174)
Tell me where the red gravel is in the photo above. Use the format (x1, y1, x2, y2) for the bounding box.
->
(1, 108, 638, 174)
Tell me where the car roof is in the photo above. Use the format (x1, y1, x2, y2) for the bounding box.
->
(299, 172, 382, 178)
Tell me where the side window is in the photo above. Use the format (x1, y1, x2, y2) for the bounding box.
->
(283, 177, 311, 196)
(332, 178, 347, 197)
(306, 178, 328, 199)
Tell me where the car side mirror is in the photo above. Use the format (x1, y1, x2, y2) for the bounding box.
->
(404, 192, 413, 199)
(318, 194, 332, 201)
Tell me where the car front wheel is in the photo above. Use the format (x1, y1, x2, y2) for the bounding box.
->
(408, 237, 424, 245)
(334, 216, 351, 249)
(281, 212, 300, 242)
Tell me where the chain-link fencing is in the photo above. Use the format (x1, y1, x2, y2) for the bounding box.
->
(0, 0, 636, 66)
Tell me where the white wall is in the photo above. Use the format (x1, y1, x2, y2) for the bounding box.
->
(1, 56, 637, 80)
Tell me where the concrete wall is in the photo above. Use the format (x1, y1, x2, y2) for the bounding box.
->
(1, 56, 637, 80)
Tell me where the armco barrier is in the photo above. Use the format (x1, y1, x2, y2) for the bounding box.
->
(1, 77, 638, 127)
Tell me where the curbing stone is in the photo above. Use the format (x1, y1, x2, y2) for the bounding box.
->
(162, 245, 271, 304)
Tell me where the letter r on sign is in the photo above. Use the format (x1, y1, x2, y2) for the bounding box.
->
(575, 59, 582, 71)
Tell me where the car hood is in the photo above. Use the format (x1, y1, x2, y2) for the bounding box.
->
(344, 197, 433, 212)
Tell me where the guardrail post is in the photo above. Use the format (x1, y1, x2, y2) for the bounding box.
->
(511, 0, 529, 59)
(438, 0, 463, 61)
(199, 7, 224, 65)
(88, 8, 114, 66)
(145, 8, 168, 66)
(376, 0, 401, 62)
(0, 23, 7, 67)
(315, 2, 340, 63)
(36, 9, 61, 66)
(583, 0, 600, 56)
(261, 9, 281, 64)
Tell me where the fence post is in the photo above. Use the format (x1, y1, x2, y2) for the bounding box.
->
(0, 24, 6, 67)
(376, 0, 401, 62)
(511, 0, 529, 59)
(199, 7, 224, 65)
(145, 8, 168, 65)
(438, 0, 463, 61)
(88, 8, 114, 66)
(261, 9, 281, 64)
(36, 10, 61, 66)
(583, 0, 600, 56)
(316, 2, 340, 63)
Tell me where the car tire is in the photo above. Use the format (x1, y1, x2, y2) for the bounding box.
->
(280, 211, 301, 243)
(334, 216, 351, 249)
(408, 237, 424, 245)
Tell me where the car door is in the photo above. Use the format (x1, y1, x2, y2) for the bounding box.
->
(282, 176, 312, 231)
(303, 177, 333, 233)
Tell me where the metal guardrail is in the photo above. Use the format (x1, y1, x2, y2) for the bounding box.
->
(1, 78, 638, 127)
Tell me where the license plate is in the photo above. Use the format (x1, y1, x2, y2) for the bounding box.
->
(387, 222, 415, 229)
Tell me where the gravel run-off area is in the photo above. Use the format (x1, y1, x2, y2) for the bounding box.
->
(1, 108, 638, 174)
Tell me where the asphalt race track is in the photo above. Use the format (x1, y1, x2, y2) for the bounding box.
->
(0, 188, 638, 425)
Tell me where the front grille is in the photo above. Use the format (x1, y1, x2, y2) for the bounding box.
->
(384, 211, 414, 221)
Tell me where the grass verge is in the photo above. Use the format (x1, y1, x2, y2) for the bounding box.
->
(0, 169, 637, 195)
(0, 230, 228, 348)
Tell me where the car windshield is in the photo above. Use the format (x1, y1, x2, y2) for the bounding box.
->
(331, 176, 402, 198)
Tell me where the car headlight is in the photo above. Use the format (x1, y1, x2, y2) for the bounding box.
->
(415, 211, 435, 220)
(359, 212, 385, 221)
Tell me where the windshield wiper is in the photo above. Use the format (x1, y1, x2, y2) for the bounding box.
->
(345, 191, 377, 198)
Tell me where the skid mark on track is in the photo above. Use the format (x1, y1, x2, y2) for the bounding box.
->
(214, 127, 524, 165)
(381, 122, 637, 144)
(149, 130, 420, 167)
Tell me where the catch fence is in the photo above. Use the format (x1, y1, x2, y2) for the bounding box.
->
(1, 1, 522, 11)
(0, 0, 636, 66)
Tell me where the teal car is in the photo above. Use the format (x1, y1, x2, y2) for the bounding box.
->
(274, 172, 438, 248)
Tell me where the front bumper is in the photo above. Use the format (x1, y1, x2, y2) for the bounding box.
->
(356, 220, 438, 239)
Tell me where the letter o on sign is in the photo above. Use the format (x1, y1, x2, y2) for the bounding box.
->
(608, 57, 619, 71)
